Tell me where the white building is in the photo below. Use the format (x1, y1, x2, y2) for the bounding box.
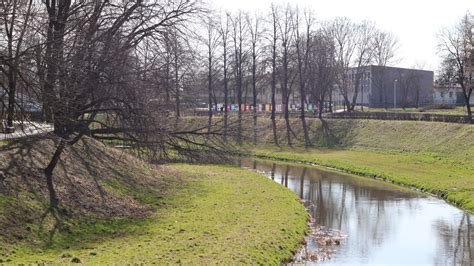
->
(432, 85, 459, 105)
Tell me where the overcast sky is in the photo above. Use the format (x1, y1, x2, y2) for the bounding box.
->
(210, 0, 473, 73)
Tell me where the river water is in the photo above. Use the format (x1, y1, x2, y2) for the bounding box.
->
(238, 159, 473, 265)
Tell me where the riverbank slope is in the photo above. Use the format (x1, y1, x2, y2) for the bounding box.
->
(0, 136, 307, 264)
(251, 119, 474, 212)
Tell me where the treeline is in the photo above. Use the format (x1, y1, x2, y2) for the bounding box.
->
(437, 12, 474, 122)
(0, 1, 471, 209)
(197, 5, 399, 147)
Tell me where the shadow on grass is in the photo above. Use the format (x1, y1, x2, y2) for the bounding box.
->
(0, 135, 182, 254)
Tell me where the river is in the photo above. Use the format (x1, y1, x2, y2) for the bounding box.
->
(238, 159, 474, 265)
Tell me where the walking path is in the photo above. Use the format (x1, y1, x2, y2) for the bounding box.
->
(0, 121, 54, 141)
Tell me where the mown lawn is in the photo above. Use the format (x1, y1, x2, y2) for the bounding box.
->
(254, 147, 474, 212)
(4, 164, 308, 264)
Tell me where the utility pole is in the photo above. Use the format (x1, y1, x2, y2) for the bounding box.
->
(361, 77, 364, 111)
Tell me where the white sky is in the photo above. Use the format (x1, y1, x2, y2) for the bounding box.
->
(210, 0, 473, 72)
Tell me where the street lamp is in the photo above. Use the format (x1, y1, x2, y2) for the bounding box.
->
(361, 79, 364, 111)
(393, 79, 398, 109)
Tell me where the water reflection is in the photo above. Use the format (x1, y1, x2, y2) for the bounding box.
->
(241, 158, 474, 265)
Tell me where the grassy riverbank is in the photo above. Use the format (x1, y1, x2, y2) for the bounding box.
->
(365, 106, 468, 116)
(254, 147, 474, 212)
(250, 119, 474, 212)
(0, 137, 307, 264)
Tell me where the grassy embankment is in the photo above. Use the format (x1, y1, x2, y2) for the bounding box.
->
(365, 106, 468, 115)
(249, 118, 474, 212)
(0, 137, 307, 264)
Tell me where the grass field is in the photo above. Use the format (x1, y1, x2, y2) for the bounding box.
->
(0, 138, 308, 264)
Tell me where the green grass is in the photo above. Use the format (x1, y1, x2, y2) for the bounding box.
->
(3, 164, 308, 264)
(0, 140, 10, 146)
(366, 106, 468, 115)
(254, 119, 474, 162)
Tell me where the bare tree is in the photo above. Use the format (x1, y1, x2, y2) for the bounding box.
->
(277, 4, 296, 146)
(39, 0, 202, 210)
(161, 30, 174, 106)
(329, 17, 358, 111)
(308, 30, 336, 119)
(230, 11, 246, 145)
(438, 12, 473, 122)
(349, 21, 376, 111)
(202, 14, 220, 133)
(0, 0, 35, 129)
(293, 8, 312, 147)
(372, 30, 399, 107)
(246, 12, 263, 145)
(173, 29, 181, 117)
(373, 30, 399, 67)
(269, 4, 279, 146)
(219, 12, 231, 141)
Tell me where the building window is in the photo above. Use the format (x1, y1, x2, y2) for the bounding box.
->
(449, 91, 453, 98)
(441, 92, 445, 98)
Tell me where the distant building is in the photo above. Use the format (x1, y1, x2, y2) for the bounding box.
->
(432, 85, 460, 105)
(333, 65, 434, 108)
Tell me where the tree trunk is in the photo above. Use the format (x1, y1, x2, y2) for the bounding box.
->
(252, 43, 257, 145)
(6, 29, 16, 128)
(467, 103, 472, 123)
(237, 48, 243, 146)
(207, 51, 212, 133)
(296, 31, 310, 148)
(237, 103, 242, 145)
(350, 74, 361, 111)
(270, 8, 278, 146)
(297, 60, 309, 147)
(174, 38, 180, 118)
(283, 46, 291, 147)
(271, 102, 278, 146)
(43, 9, 59, 123)
(329, 92, 333, 113)
(319, 98, 324, 119)
(44, 139, 66, 209)
(233, 15, 243, 146)
(223, 42, 228, 142)
(284, 99, 292, 147)
(271, 85, 278, 146)
(300, 94, 309, 148)
(6, 83, 15, 128)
